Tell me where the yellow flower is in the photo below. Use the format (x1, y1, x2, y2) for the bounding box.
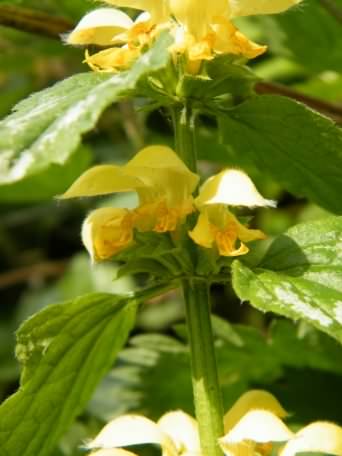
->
(169, 0, 302, 39)
(66, 0, 302, 73)
(85, 391, 342, 456)
(220, 390, 293, 456)
(220, 390, 342, 456)
(60, 145, 199, 261)
(66, 8, 134, 46)
(66, 7, 157, 72)
(280, 421, 342, 456)
(169, 0, 302, 66)
(81, 207, 134, 261)
(189, 169, 275, 257)
(87, 410, 200, 456)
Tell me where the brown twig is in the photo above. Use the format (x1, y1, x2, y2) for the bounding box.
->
(0, 260, 68, 289)
(319, 0, 342, 23)
(255, 81, 342, 124)
(0, 5, 73, 39)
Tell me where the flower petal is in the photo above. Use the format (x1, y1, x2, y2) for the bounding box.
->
(221, 409, 294, 444)
(60, 165, 143, 199)
(85, 47, 140, 72)
(126, 145, 196, 178)
(103, 0, 170, 23)
(66, 8, 133, 45)
(224, 390, 288, 432)
(90, 450, 139, 456)
(195, 169, 276, 208)
(219, 441, 254, 456)
(281, 421, 342, 456)
(169, 0, 228, 38)
(212, 18, 267, 59)
(124, 146, 199, 206)
(82, 207, 133, 261)
(229, 0, 302, 18)
(234, 217, 266, 243)
(188, 211, 215, 249)
(87, 415, 178, 456)
(158, 410, 201, 454)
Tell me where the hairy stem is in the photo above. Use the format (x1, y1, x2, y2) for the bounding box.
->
(173, 105, 224, 456)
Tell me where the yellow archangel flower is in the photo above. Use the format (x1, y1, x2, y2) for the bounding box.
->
(220, 390, 342, 456)
(66, 0, 302, 72)
(60, 145, 199, 261)
(86, 410, 201, 456)
(84, 390, 342, 456)
(189, 169, 276, 257)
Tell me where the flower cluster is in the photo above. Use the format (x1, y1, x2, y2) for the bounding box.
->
(84, 390, 342, 456)
(61, 146, 274, 262)
(66, 0, 302, 73)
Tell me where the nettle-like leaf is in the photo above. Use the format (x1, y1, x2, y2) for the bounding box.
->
(232, 216, 342, 344)
(259, 0, 342, 73)
(0, 33, 171, 201)
(0, 292, 138, 456)
(218, 95, 342, 214)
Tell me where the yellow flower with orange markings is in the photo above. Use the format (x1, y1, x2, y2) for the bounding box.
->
(65, 0, 302, 72)
(60, 145, 198, 261)
(189, 169, 276, 257)
(87, 410, 200, 456)
(84, 390, 342, 456)
(61, 145, 275, 262)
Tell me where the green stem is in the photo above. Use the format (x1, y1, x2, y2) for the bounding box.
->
(172, 105, 224, 456)
(172, 104, 198, 175)
(183, 280, 225, 456)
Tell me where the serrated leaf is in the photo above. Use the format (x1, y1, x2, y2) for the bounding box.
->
(218, 95, 342, 214)
(232, 216, 342, 344)
(0, 293, 137, 456)
(0, 33, 171, 187)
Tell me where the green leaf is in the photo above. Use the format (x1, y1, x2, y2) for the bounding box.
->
(88, 326, 281, 421)
(89, 318, 342, 424)
(181, 58, 257, 103)
(232, 216, 342, 344)
(270, 320, 342, 376)
(0, 292, 137, 456)
(0, 32, 171, 190)
(116, 232, 193, 280)
(259, 1, 342, 73)
(0, 146, 91, 202)
(218, 95, 342, 214)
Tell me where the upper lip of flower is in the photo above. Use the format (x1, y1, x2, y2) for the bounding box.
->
(188, 168, 274, 257)
(87, 390, 342, 456)
(60, 144, 199, 204)
(60, 145, 199, 260)
(65, 0, 302, 71)
(87, 410, 200, 456)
